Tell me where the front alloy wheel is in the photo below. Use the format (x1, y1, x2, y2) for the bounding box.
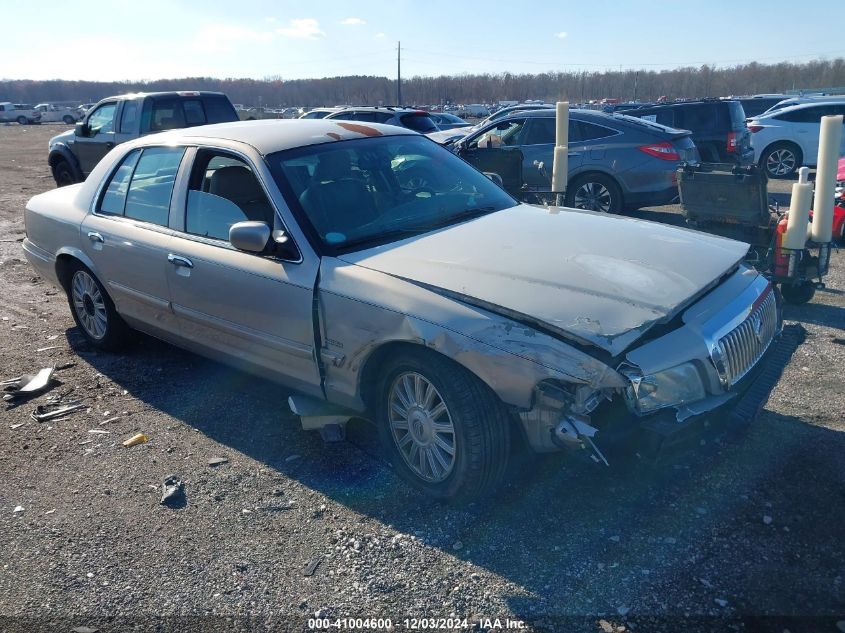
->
(388, 372, 457, 482)
(763, 144, 800, 179)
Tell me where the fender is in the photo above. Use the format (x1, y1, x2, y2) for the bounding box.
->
(48, 144, 84, 181)
(55, 246, 100, 282)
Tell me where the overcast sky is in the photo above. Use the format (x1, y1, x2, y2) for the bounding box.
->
(2, 0, 843, 81)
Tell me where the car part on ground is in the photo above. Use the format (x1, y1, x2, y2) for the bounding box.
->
(23, 119, 787, 499)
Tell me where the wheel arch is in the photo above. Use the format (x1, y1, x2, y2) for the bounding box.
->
(55, 249, 100, 292)
(48, 146, 84, 180)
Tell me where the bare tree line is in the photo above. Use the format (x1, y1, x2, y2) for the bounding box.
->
(3, 59, 844, 107)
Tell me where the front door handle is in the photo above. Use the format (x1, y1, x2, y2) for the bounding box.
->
(87, 232, 104, 243)
(167, 254, 193, 268)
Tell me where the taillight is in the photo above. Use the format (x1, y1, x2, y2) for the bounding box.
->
(639, 141, 680, 160)
(727, 131, 738, 153)
(748, 125, 763, 133)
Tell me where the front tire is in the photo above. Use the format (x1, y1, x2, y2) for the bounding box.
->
(16, 116, 27, 125)
(52, 158, 78, 187)
(375, 349, 511, 500)
(65, 263, 132, 351)
(62, 115, 75, 125)
(761, 142, 801, 179)
(565, 173, 623, 214)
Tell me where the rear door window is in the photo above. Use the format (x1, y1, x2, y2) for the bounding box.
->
(119, 101, 139, 134)
(522, 118, 556, 145)
(123, 147, 186, 226)
(577, 121, 617, 141)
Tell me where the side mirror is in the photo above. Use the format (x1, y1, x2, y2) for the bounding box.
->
(229, 221, 271, 253)
(74, 122, 89, 137)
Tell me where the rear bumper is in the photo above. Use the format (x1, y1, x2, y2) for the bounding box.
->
(22, 238, 60, 287)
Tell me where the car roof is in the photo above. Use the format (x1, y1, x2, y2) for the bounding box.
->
(99, 91, 229, 102)
(133, 119, 417, 154)
(754, 99, 845, 119)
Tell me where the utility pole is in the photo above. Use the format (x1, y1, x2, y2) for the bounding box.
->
(397, 41, 402, 106)
(633, 71, 639, 102)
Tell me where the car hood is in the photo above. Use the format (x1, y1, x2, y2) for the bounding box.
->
(49, 129, 74, 147)
(338, 205, 749, 357)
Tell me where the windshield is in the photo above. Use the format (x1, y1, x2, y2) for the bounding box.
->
(268, 134, 517, 253)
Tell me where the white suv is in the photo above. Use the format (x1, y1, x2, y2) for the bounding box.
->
(748, 101, 845, 179)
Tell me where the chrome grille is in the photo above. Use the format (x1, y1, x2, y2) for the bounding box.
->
(713, 288, 778, 387)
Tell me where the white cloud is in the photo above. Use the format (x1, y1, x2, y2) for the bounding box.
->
(277, 18, 326, 39)
(340, 17, 366, 26)
(554, 31, 568, 39)
(192, 25, 273, 53)
(375, 32, 386, 38)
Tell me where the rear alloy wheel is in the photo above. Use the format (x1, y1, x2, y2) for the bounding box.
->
(66, 263, 131, 350)
(376, 349, 511, 500)
(565, 173, 622, 214)
(762, 143, 801, 179)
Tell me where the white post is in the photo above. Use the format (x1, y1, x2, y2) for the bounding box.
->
(810, 114, 843, 243)
(783, 166, 813, 250)
(551, 101, 569, 206)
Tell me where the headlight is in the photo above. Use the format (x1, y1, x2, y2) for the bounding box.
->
(624, 362, 706, 414)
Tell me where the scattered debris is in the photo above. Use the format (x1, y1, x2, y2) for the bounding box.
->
(10, 423, 24, 430)
(452, 540, 463, 551)
(31, 401, 84, 422)
(13, 505, 24, 514)
(763, 515, 773, 525)
(285, 454, 301, 463)
(616, 606, 630, 616)
(35, 345, 60, 352)
(122, 433, 149, 447)
(714, 598, 729, 608)
(304, 556, 323, 577)
(208, 456, 229, 467)
(71, 627, 99, 633)
(99, 416, 120, 425)
(160, 474, 184, 507)
(609, 535, 621, 542)
(44, 509, 56, 515)
(88, 429, 110, 434)
(2, 366, 55, 401)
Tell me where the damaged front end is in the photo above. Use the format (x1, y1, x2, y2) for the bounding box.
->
(517, 269, 784, 464)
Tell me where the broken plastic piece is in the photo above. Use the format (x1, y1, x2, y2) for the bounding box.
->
(2, 367, 55, 400)
(160, 474, 184, 506)
(208, 457, 229, 467)
(122, 433, 149, 447)
(30, 401, 84, 422)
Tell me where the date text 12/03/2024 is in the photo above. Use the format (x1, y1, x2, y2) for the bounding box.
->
(307, 617, 527, 630)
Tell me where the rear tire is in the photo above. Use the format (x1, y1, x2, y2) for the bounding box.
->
(375, 349, 511, 501)
(761, 142, 801, 179)
(16, 116, 27, 125)
(62, 115, 75, 125)
(65, 263, 132, 351)
(565, 173, 623, 214)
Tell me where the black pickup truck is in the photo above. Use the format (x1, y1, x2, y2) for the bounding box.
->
(48, 91, 239, 186)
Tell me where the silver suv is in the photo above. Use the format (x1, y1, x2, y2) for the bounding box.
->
(324, 106, 439, 134)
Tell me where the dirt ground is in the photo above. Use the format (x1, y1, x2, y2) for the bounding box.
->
(0, 124, 844, 633)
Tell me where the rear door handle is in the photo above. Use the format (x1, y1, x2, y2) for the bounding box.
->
(167, 254, 193, 268)
(87, 232, 104, 243)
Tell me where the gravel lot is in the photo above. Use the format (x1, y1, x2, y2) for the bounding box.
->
(1, 124, 844, 633)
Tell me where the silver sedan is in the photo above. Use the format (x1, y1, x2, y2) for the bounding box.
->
(23, 119, 781, 499)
